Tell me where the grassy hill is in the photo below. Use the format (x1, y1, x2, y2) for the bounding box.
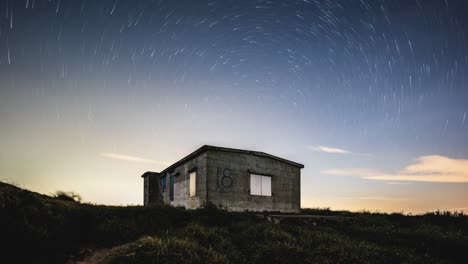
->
(1, 181, 467, 264)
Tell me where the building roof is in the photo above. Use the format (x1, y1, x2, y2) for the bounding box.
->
(142, 145, 304, 177)
(141, 171, 160, 178)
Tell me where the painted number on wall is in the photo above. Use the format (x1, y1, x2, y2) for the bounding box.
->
(217, 168, 233, 189)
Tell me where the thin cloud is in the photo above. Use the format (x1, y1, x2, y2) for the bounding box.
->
(339, 196, 408, 201)
(357, 196, 408, 201)
(445, 207, 468, 212)
(322, 155, 468, 183)
(100, 153, 170, 166)
(309, 145, 352, 154)
(321, 168, 380, 177)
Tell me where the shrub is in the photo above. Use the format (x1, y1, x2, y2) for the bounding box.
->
(53, 191, 82, 203)
(2, 182, 468, 264)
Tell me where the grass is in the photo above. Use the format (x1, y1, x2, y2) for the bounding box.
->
(1, 181, 467, 263)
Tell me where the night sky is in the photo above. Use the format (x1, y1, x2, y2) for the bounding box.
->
(1, 0, 467, 212)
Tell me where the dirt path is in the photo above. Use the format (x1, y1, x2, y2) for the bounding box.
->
(67, 248, 113, 264)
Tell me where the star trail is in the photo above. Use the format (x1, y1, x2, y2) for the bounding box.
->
(0, 0, 467, 212)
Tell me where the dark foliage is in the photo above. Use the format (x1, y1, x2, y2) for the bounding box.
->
(53, 191, 82, 203)
(1, 182, 467, 264)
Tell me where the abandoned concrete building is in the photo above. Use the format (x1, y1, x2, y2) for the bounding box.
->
(142, 145, 304, 213)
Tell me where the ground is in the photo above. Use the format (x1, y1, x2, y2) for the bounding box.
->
(1, 181, 467, 264)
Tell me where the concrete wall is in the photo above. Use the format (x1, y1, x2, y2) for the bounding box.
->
(147, 149, 302, 212)
(206, 150, 301, 213)
(143, 172, 161, 206)
(160, 152, 208, 209)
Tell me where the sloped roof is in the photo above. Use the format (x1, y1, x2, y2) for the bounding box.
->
(142, 145, 304, 177)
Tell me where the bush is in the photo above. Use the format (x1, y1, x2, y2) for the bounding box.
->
(53, 191, 82, 203)
(1, 182, 468, 264)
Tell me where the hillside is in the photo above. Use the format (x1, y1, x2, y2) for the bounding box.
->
(1, 182, 467, 264)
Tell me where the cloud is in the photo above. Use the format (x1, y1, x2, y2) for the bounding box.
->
(321, 168, 378, 177)
(100, 153, 170, 166)
(322, 155, 468, 183)
(309, 145, 352, 154)
(357, 196, 409, 201)
(445, 207, 468, 212)
(339, 196, 409, 201)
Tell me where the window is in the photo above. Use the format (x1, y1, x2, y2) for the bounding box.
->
(169, 175, 174, 201)
(160, 176, 166, 192)
(144, 177, 149, 205)
(189, 171, 196, 197)
(250, 174, 271, 196)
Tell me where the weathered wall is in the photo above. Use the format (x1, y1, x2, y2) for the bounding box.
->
(160, 152, 208, 209)
(144, 172, 161, 206)
(206, 150, 301, 213)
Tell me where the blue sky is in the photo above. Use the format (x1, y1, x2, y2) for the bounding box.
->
(0, 0, 467, 212)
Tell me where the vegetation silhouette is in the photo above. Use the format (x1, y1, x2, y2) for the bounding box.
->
(1, 181, 467, 263)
